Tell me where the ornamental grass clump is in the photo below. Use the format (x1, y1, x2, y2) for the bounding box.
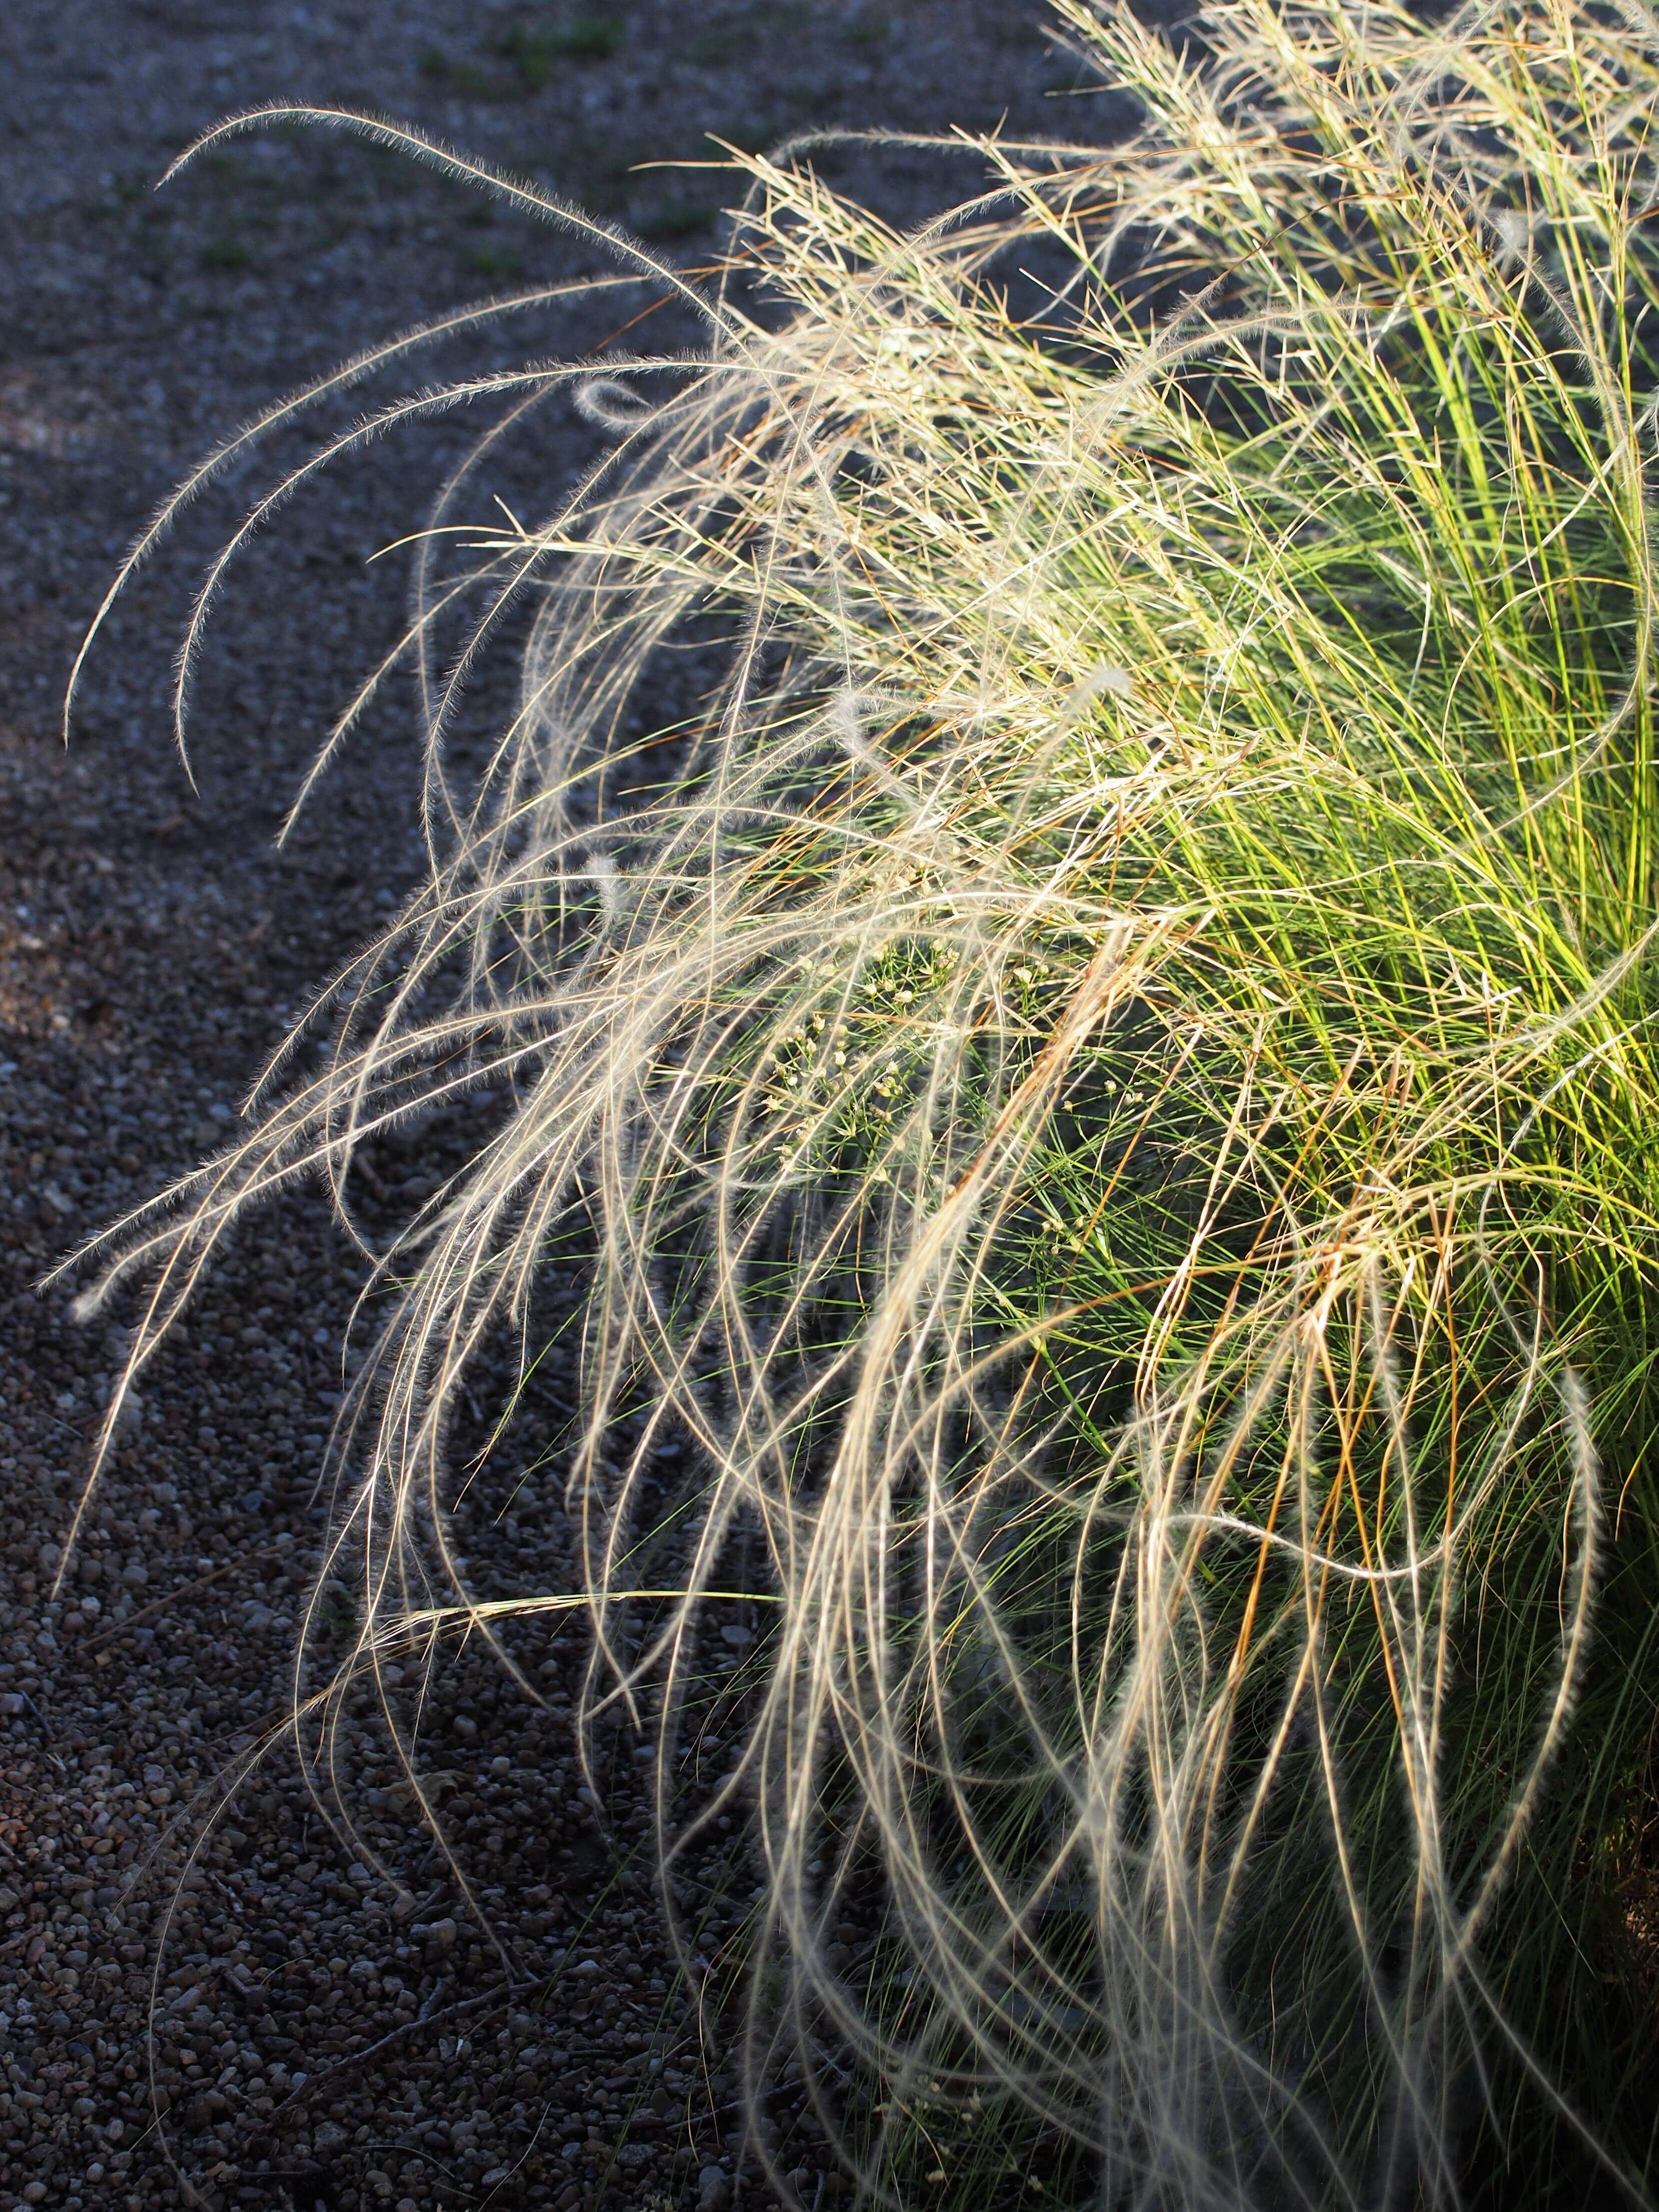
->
(63, 0, 1659, 2201)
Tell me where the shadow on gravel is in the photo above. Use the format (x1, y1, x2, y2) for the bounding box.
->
(0, 3, 1102, 2208)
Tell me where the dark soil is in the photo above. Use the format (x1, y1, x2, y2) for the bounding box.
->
(0, 6, 1120, 2210)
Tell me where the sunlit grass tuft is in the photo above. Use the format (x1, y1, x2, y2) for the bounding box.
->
(59, 1, 1659, 2201)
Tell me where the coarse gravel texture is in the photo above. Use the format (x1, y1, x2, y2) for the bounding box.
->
(0, 5, 1126, 2210)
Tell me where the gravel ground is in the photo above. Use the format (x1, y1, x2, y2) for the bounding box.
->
(0, 6, 1114, 2209)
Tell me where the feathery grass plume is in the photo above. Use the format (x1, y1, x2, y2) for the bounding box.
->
(60, 0, 1659, 2200)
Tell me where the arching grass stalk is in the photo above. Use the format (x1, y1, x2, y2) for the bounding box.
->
(61, 0, 1659, 2200)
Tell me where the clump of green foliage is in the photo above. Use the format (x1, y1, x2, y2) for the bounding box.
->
(65, 2, 1659, 2203)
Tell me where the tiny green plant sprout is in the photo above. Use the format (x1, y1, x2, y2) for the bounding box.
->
(59, 2, 1659, 2204)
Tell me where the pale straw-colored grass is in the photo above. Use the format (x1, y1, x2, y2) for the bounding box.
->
(59, 1, 1659, 2200)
